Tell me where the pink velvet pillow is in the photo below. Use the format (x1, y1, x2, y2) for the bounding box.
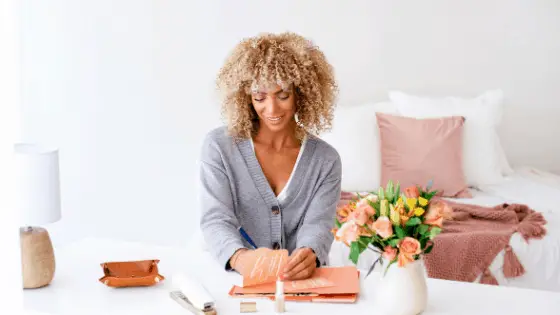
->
(376, 112, 471, 198)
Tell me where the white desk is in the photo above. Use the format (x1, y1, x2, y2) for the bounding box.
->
(23, 238, 560, 315)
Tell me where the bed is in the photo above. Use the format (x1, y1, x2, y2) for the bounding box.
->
(321, 91, 560, 292)
(328, 168, 560, 292)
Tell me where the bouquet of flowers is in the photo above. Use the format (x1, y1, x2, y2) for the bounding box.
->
(332, 180, 452, 276)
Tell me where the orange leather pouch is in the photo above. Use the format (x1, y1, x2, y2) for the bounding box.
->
(99, 259, 164, 288)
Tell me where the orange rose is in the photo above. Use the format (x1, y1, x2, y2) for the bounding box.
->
(351, 201, 375, 226)
(356, 196, 376, 214)
(349, 208, 368, 226)
(397, 237, 421, 267)
(382, 246, 397, 261)
(399, 237, 421, 255)
(397, 251, 415, 267)
(371, 216, 394, 239)
(335, 221, 360, 245)
(404, 186, 420, 198)
(425, 200, 453, 228)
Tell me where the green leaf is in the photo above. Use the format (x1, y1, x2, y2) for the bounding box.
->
(425, 190, 438, 200)
(335, 218, 342, 228)
(358, 236, 372, 249)
(429, 227, 442, 239)
(387, 238, 400, 247)
(405, 225, 417, 237)
(401, 194, 408, 208)
(419, 236, 428, 249)
(372, 201, 381, 217)
(349, 241, 361, 264)
(378, 186, 385, 200)
(418, 224, 430, 236)
(394, 182, 401, 201)
(395, 226, 406, 239)
(355, 193, 364, 202)
(423, 242, 434, 254)
(405, 217, 421, 227)
(370, 234, 388, 248)
(359, 235, 371, 242)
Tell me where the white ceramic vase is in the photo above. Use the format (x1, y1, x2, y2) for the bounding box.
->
(374, 258, 428, 315)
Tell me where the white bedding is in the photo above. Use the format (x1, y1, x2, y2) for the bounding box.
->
(474, 167, 560, 292)
(328, 168, 560, 292)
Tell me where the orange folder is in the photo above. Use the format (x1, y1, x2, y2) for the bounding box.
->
(229, 266, 360, 303)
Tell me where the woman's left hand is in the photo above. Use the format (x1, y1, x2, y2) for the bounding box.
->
(281, 247, 317, 280)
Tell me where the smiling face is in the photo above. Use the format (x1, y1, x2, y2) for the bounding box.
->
(251, 84, 297, 133)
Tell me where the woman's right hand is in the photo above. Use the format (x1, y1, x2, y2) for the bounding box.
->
(230, 248, 253, 275)
(230, 248, 274, 276)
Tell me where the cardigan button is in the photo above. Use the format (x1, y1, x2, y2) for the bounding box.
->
(272, 242, 281, 249)
(271, 205, 280, 215)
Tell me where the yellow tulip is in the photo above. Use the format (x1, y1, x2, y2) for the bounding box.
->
(406, 198, 417, 210)
(414, 207, 425, 216)
(418, 197, 428, 207)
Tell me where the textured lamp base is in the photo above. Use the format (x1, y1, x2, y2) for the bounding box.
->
(20, 227, 56, 289)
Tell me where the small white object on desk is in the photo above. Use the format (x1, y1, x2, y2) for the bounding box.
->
(274, 278, 285, 313)
(169, 290, 217, 315)
(171, 272, 215, 312)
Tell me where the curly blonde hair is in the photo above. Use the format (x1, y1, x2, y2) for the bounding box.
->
(216, 32, 338, 140)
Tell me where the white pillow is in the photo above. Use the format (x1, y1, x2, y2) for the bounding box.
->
(388, 89, 510, 187)
(321, 102, 398, 192)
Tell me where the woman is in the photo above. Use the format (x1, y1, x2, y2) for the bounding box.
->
(199, 32, 341, 281)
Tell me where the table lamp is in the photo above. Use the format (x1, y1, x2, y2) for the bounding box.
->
(14, 143, 62, 289)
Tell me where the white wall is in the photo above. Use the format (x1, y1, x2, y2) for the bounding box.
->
(20, 0, 560, 248)
(1, 0, 25, 309)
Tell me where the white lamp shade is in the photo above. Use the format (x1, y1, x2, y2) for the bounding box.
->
(14, 143, 62, 227)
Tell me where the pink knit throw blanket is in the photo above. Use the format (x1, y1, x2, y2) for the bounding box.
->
(423, 199, 547, 285)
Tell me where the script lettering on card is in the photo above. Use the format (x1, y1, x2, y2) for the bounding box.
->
(249, 256, 266, 281)
(243, 249, 288, 287)
(269, 251, 284, 277)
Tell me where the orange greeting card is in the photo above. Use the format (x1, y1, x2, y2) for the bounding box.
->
(242, 249, 289, 287)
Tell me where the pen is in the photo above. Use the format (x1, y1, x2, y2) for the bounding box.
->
(238, 226, 258, 249)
